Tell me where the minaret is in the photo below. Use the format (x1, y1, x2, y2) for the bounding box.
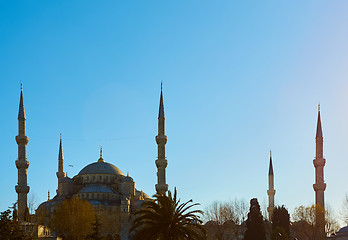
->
(155, 83, 168, 194)
(15, 83, 30, 222)
(267, 151, 275, 221)
(56, 133, 65, 195)
(313, 104, 326, 239)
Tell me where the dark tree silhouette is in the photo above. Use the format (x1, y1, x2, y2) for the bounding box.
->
(129, 188, 206, 240)
(23, 207, 31, 222)
(271, 206, 290, 240)
(0, 209, 34, 240)
(244, 198, 266, 240)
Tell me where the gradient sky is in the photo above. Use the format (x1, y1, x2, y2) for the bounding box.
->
(1, 1, 348, 226)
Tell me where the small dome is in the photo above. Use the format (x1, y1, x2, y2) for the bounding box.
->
(78, 162, 124, 176)
(79, 184, 114, 194)
(37, 200, 53, 209)
(59, 177, 74, 183)
(136, 190, 150, 199)
(122, 176, 134, 182)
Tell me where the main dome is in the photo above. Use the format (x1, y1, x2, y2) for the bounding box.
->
(78, 162, 125, 176)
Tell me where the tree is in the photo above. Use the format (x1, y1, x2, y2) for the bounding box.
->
(50, 197, 95, 240)
(292, 204, 339, 240)
(90, 216, 103, 240)
(270, 227, 288, 240)
(342, 194, 348, 225)
(244, 198, 266, 240)
(271, 206, 290, 240)
(0, 209, 33, 240)
(205, 199, 248, 240)
(23, 207, 31, 222)
(27, 193, 37, 215)
(129, 188, 206, 240)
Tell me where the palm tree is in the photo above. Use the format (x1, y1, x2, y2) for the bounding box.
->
(129, 188, 206, 240)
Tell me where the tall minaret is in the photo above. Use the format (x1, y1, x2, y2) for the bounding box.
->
(15, 83, 30, 222)
(155, 83, 168, 194)
(56, 133, 65, 195)
(267, 150, 275, 221)
(313, 104, 326, 239)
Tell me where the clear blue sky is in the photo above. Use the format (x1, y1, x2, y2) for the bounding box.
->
(1, 1, 348, 225)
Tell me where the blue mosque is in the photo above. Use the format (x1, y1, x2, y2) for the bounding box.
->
(15, 84, 168, 239)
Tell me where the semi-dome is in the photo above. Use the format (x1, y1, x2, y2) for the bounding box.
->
(79, 184, 115, 194)
(78, 161, 124, 176)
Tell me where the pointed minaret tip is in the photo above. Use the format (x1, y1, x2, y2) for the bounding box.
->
(158, 83, 165, 119)
(316, 105, 323, 138)
(98, 146, 104, 162)
(58, 134, 64, 160)
(269, 151, 274, 175)
(18, 82, 26, 120)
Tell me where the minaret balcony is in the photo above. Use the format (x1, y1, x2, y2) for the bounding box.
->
(15, 160, 29, 169)
(15, 135, 29, 144)
(313, 183, 326, 191)
(155, 159, 168, 168)
(15, 185, 30, 194)
(313, 158, 326, 167)
(155, 183, 168, 193)
(156, 135, 167, 145)
(56, 172, 65, 179)
(267, 189, 276, 195)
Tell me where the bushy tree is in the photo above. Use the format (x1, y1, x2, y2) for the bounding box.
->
(130, 188, 206, 240)
(271, 206, 289, 240)
(0, 209, 33, 240)
(292, 204, 339, 240)
(244, 198, 266, 240)
(50, 197, 95, 240)
(90, 216, 103, 240)
(205, 199, 248, 240)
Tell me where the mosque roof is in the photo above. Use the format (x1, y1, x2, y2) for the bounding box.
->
(78, 161, 124, 176)
(78, 184, 115, 194)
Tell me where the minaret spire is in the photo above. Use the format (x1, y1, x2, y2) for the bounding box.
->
(267, 150, 275, 221)
(313, 104, 326, 239)
(56, 133, 65, 196)
(159, 82, 165, 119)
(155, 83, 168, 194)
(15, 83, 30, 222)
